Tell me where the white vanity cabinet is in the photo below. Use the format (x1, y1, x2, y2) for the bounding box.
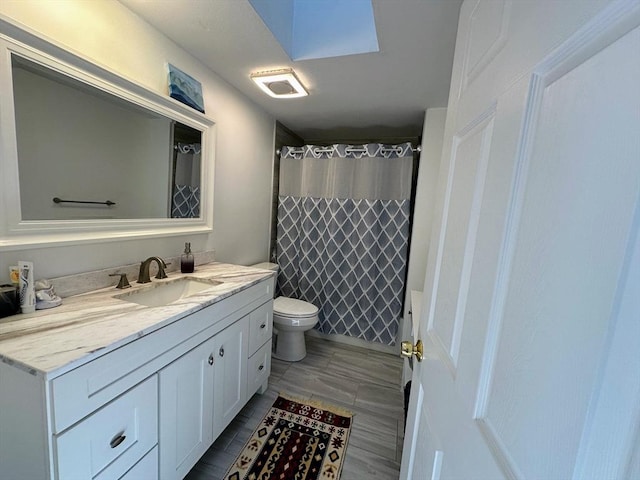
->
(158, 298, 273, 480)
(159, 314, 250, 480)
(0, 276, 273, 480)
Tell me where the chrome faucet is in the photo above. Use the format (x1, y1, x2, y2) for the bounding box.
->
(138, 256, 169, 283)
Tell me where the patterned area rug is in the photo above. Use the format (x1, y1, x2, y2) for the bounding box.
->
(223, 393, 352, 480)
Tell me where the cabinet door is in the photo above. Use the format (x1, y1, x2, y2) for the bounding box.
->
(213, 317, 249, 439)
(159, 337, 216, 480)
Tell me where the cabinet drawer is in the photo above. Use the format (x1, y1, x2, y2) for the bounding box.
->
(248, 340, 271, 395)
(55, 376, 158, 480)
(120, 446, 158, 480)
(248, 300, 273, 355)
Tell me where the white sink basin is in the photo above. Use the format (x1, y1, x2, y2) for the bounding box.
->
(116, 277, 222, 307)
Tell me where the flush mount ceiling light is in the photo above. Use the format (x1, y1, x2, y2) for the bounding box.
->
(250, 68, 308, 99)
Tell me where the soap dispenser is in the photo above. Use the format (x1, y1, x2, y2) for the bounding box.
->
(181, 242, 194, 273)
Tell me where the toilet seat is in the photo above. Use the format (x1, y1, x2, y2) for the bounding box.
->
(273, 297, 318, 319)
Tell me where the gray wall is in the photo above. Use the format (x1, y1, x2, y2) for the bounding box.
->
(403, 109, 446, 304)
(0, 0, 275, 279)
(400, 108, 446, 356)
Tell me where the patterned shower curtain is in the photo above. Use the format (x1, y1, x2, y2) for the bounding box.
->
(276, 143, 414, 346)
(171, 143, 201, 218)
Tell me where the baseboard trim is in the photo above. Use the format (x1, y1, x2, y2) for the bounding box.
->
(306, 329, 398, 355)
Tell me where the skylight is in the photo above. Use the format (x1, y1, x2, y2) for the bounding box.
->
(248, 0, 379, 61)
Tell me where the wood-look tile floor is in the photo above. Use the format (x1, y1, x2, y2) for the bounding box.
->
(185, 336, 405, 480)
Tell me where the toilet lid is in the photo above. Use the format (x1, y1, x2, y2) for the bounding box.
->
(274, 297, 319, 317)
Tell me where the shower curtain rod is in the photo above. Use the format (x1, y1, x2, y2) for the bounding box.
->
(276, 145, 421, 155)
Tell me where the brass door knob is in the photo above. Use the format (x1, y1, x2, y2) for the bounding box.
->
(401, 339, 423, 362)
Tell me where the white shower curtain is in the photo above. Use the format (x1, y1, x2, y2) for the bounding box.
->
(276, 143, 414, 346)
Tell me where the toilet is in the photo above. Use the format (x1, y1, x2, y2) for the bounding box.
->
(251, 262, 319, 361)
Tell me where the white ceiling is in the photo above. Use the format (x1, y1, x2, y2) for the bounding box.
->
(118, 0, 462, 142)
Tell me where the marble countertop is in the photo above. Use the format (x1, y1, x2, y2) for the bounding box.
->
(0, 262, 273, 379)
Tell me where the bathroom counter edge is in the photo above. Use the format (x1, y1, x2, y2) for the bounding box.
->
(0, 262, 274, 379)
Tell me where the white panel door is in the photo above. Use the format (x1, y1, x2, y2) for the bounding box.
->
(401, 1, 640, 478)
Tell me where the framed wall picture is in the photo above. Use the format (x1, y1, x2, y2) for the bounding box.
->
(167, 63, 205, 113)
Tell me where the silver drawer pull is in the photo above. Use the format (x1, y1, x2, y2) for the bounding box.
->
(110, 432, 126, 449)
(219, 347, 225, 357)
(260, 323, 266, 329)
(208, 353, 214, 365)
(258, 364, 264, 371)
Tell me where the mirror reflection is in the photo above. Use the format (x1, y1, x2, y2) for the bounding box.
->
(171, 123, 201, 218)
(11, 54, 202, 221)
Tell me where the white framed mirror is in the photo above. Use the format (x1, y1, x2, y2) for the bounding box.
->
(0, 18, 215, 250)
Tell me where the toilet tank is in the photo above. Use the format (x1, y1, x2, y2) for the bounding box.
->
(250, 262, 278, 297)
